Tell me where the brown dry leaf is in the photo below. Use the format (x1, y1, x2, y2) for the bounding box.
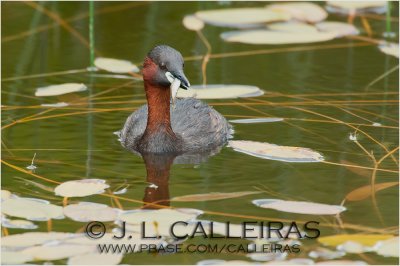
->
(171, 191, 261, 202)
(345, 182, 399, 201)
(340, 160, 371, 178)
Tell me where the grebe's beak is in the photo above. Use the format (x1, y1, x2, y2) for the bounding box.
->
(165, 71, 190, 90)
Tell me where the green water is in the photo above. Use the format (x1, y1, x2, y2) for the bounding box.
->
(1, 1, 399, 265)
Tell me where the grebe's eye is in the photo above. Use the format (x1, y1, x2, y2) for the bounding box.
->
(160, 62, 166, 70)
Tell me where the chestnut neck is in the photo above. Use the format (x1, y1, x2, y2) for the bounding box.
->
(142, 57, 174, 136)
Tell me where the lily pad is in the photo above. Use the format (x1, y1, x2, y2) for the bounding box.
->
(94, 57, 139, 73)
(266, 2, 328, 23)
(309, 247, 345, 260)
(1, 189, 12, 201)
(177, 84, 264, 99)
(316, 21, 359, 37)
(68, 253, 123, 265)
(247, 251, 287, 262)
(221, 29, 336, 45)
(318, 234, 394, 247)
(2, 232, 74, 248)
(337, 241, 368, 254)
(1, 251, 34, 265)
(35, 83, 87, 97)
(379, 43, 399, 58)
(183, 15, 204, 31)
(373, 237, 399, 257)
(316, 261, 367, 265)
(252, 199, 346, 215)
(2, 218, 38, 229)
(54, 179, 109, 197)
(265, 258, 314, 265)
(229, 118, 284, 124)
(21, 244, 96, 261)
(198, 259, 254, 265)
(117, 208, 203, 238)
(229, 140, 324, 162)
(63, 202, 120, 222)
(195, 8, 290, 28)
(268, 21, 318, 33)
(65, 232, 165, 247)
(326, 1, 386, 14)
(171, 191, 261, 202)
(119, 208, 201, 225)
(2, 197, 64, 221)
(64, 202, 119, 222)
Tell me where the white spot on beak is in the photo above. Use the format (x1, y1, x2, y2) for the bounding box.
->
(170, 78, 181, 109)
(165, 71, 175, 84)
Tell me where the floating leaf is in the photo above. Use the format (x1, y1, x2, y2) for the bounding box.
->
(309, 247, 345, 260)
(94, 57, 139, 73)
(195, 8, 290, 28)
(253, 199, 345, 215)
(373, 237, 399, 257)
(345, 182, 398, 202)
(2, 232, 74, 248)
(63, 202, 120, 222)
(198, 259, 254, 265)
(67, 253, 123, 265)
(54, 179, 109, 197)
(35, 83, 87, 97)
(41, 102, 69, 107)
(113, 187, 128, 195)
(247, 251, 287, 262)
(1, 251, 33, 265)
(316, 22, 359, 37)
(318, 234, 394, 247)
(183, 15, 204, 31)
(2, 197, 64, 221)
(119, 208, 201, 225)
(379, 43, 399, 58)
(337, 241, 368, 254)
(2, 218, 38, 229)
(268, 21, 318, 33)
(229, 140, 324, 162)
(65, 232, 164, 247)
(21, 244, 96, 261)
(117, 208, 203, 237)
(1, 189, 12, 201)
(340, 160, 371, 178)
(315, 260, 367, 265)
(172, 191, 261, 202)
(177, 84, 264, 99)
(230, 118, 284, 124)
(267, 2, 328, 23)
(326, 1, 386, 14)
(221, 30, 336, 45)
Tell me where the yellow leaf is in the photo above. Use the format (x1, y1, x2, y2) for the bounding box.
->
(171, 191, 261, 202)
(319, 234, 394, 247)
(345, 182, 399, 201)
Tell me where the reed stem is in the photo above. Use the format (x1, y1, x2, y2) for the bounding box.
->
(89, 1, 95, 68)
(386, 1, 391, 33)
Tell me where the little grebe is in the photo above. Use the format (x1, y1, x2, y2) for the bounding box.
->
(119, 45, 232, 154)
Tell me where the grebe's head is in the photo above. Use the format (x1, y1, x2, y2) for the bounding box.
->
(143, 45, 190, 90)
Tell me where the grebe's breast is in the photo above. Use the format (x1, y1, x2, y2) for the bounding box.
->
(119, 98, 232, 153)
